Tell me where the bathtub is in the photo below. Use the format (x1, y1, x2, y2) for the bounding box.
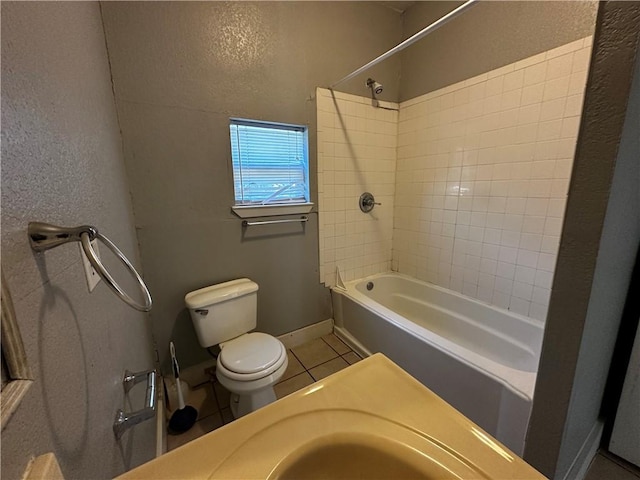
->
(331, 272, 544, 456)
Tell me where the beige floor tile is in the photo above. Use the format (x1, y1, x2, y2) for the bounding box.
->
(274, 372, 314, 399)
(309, 357, 350, 381)
(342, 351, 362, 365)
(322, 333, 351, 355)
(187, 383, 217, 420)
(585, 454, 640, 480)
(167, 412, 223, 451)
(279, 350, 305, 382)
(291, 338, 338, 369)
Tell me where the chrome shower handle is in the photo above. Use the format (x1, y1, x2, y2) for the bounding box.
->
(359, 192, 381, 213)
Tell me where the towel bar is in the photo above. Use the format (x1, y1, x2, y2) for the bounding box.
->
(113, 369, 157, 439)
(242, 216, 309, 227)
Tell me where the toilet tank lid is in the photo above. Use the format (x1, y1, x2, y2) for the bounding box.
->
(185, 278, 258, 309)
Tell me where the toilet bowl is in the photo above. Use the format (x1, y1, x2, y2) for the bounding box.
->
(216, 332, 288, 418)
(185, 279, 287, 418)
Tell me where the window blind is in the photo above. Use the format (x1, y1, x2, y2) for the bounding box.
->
(230, 119, 309, 205)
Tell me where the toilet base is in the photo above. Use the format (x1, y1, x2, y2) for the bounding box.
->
(229, 387, 277, 418)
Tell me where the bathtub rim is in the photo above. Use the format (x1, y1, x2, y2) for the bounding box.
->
(332, 272, 540, 400)
(345, 272, 544, 329)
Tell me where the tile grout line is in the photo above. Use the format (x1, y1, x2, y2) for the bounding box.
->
(288, 346, 306, 370)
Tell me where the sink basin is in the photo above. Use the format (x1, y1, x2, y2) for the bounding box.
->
(118, 354, 546, 480)
(269, 432, 485, 480)
(274, 436, 438, 480)
(210, 409, 488, 479)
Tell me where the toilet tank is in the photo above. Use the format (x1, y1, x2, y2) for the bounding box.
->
(185, 279, 258, 348)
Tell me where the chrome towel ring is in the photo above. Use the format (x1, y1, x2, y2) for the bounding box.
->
(28, 222, 152, 312)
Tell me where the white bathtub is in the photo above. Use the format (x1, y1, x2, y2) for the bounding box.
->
(331, 272, 544, 455)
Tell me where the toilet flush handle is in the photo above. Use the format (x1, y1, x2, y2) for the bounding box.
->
(194, 309, 208, 315)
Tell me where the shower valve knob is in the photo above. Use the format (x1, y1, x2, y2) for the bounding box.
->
(359, 192, 381, 213)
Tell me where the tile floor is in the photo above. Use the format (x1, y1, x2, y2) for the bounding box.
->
(585, 451, 640, 480)
(167, 333, 361, 451)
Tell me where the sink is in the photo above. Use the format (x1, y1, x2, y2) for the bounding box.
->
(269, 432, 486, 480)
(274, 436, 438, 480)
(118, 354, 546, 480)
(210, 409, 489, 479)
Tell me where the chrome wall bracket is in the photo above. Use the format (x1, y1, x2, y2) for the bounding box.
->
(113, 369, 157, 439)
(28, 223, 97, 252)
(27, 222, 152, 312)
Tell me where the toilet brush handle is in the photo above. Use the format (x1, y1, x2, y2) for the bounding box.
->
(170, 342, 186, 410)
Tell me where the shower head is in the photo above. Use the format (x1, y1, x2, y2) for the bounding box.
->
(366, 78, 383, 95)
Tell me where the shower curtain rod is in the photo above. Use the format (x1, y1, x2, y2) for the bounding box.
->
(329, 0, 479, 90)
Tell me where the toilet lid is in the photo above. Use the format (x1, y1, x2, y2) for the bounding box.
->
(220, 333, 284, 375)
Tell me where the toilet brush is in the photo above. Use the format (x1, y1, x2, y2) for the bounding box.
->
(168, 342, 198, 433)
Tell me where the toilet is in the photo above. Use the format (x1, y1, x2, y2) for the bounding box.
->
(185, 278, 288, 419)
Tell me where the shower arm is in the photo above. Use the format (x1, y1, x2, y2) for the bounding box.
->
(329, 0, 479, 90)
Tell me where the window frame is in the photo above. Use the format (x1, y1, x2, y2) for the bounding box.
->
(229, 118, 314, 218)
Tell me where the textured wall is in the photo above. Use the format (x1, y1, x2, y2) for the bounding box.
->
(525, 3, 640, 477)
(400, 1, 597, 101)
(393, 37, 591, 320)
(100, 1, 403, 370)
(1, 3, 155, 479)
(316, 89, 397, 286)
(554, 25, 640, 479)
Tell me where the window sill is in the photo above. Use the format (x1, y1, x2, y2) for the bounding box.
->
(231, 203, 314, 219)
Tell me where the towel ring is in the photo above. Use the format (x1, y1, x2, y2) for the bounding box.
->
(28, 222, 152, 312)
(80, 232, 152, 312)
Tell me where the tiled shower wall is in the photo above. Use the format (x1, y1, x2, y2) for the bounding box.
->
(393, 37, 592, 320)
(317, 88, 398, 286)
(317, 37, 591, 320)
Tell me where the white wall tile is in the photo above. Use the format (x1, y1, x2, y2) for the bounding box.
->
(492, 291, 511, 309)
(521, 83, 545, 105)
(532, 286, 551, 306)
(317, 89, 398, 287)
(524, 62, 547, 86)
(318, 37, 591, 323)
(529, 302, 549, 321)
(546, 53, 574, 80)
(509, 297, 531, 316)
(391, 41, 589, 321)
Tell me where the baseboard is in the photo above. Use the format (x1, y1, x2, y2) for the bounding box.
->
(277, 319, 334, 349)
(333, 326, 371, 359)
(562, 420, 604, 480)
(179, 359, 217, 388)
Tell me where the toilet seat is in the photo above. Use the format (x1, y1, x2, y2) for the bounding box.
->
(218, 333, 286, 382)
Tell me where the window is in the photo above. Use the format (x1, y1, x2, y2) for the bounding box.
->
(229, 118, 312, 217)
